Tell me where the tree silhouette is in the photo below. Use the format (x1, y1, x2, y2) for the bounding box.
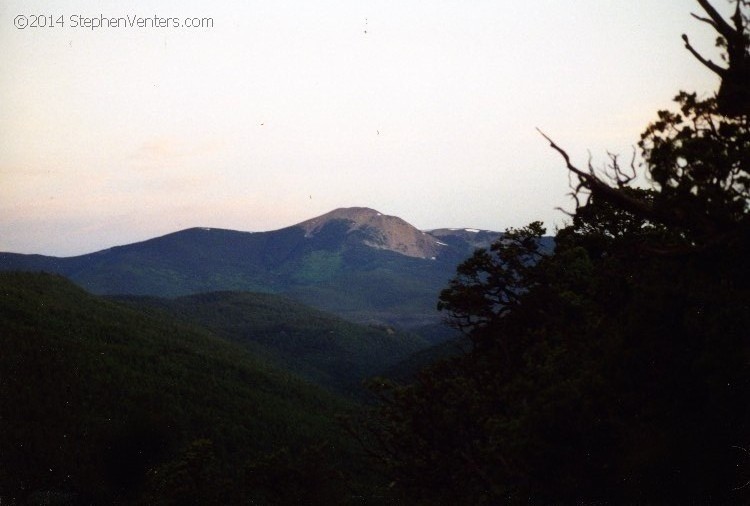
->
(682, 0, 750, 117)
(356, 1, 750, 503)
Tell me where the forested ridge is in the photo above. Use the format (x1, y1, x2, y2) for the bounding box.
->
(112, 291, 429, 395)
(0, 272, 365, 504)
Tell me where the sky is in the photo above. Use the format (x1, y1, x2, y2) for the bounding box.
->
(0, 1, 726, 256)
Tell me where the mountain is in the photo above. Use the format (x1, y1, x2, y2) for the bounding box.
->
(0, 272, 360, 504)
(0, 207, 504, 328)
(113, 290, 431, 395)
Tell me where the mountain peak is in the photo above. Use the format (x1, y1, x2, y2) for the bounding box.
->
(296, 207, 443, 259)
(298, 207, 384, 232)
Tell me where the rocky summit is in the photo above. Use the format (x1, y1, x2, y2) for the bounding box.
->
(296, 207, 445, 259)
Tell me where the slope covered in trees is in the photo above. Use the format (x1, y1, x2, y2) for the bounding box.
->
(113, 291, 430, 395)
(354, 1, 750, 503)
(0, 272, 366, 504)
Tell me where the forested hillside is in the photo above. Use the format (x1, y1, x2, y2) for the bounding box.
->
(0, 272, 367, 504)
(113, 291, 430, 394)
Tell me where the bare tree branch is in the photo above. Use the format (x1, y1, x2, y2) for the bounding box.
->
(681, 34, 727, 76)
(536, 128, 673, 225)
(696, 0, 737, 39)
(688, 0, 750, 117)
(690, 12, 719, 29)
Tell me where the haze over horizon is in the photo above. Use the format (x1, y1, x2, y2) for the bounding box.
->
(1, 0, 726, 256)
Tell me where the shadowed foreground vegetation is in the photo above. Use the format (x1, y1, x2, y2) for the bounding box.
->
(0, 272, 376, 505)
(352, 1, 750, 503)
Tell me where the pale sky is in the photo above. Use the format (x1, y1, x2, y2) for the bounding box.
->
(0, 1, 724, 256)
